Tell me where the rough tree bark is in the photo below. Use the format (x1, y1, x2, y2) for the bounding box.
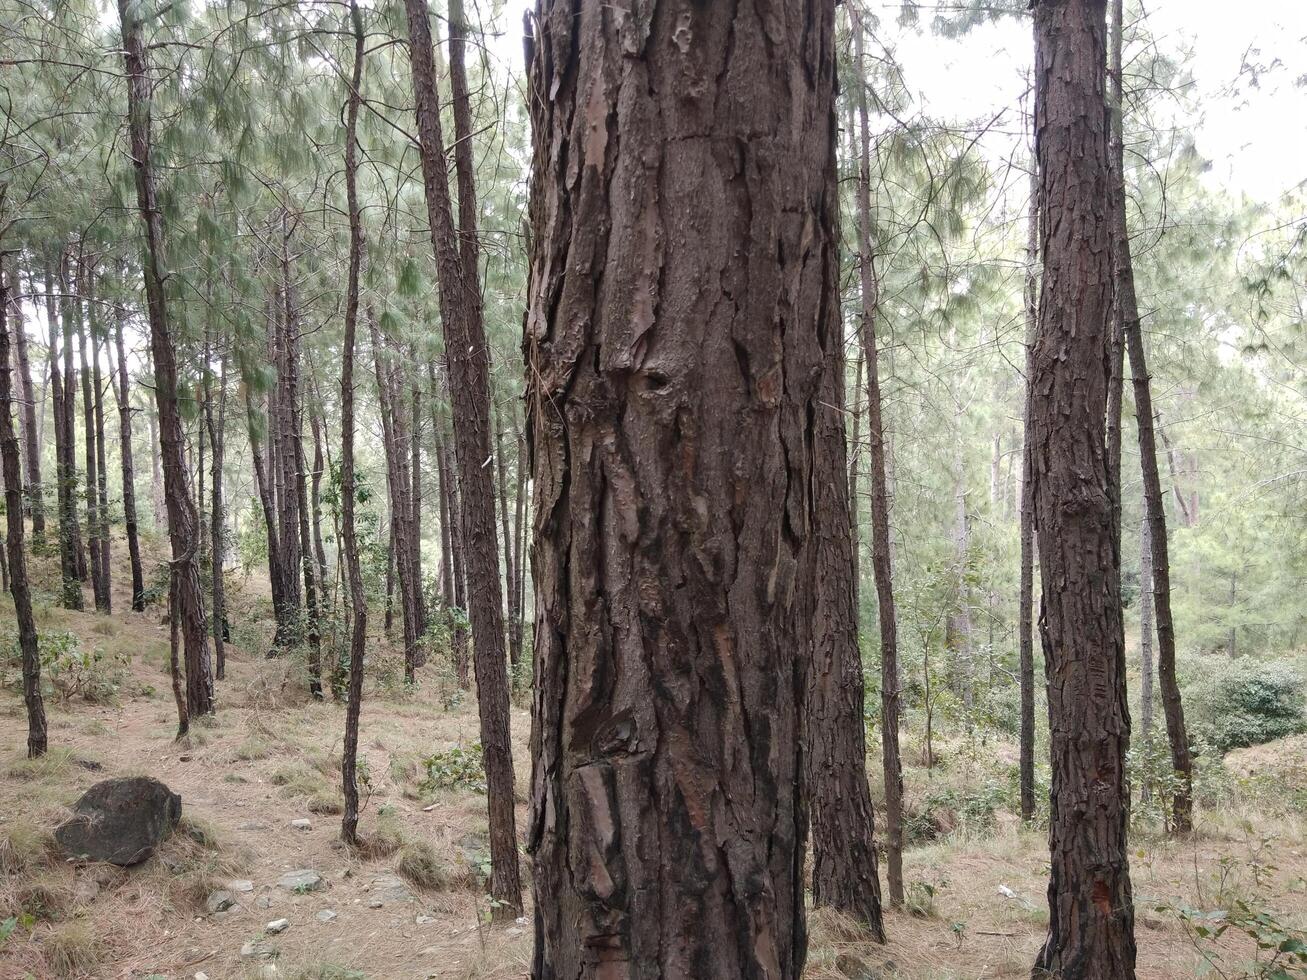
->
(1030, 0, 1136, 975)
(1, 264, 47, 757)
(111, 311, 146, 611)
(48, 262, 81, 608)
(404, 0, 520, 916)
(204, 339, 227, 679)
(853, 10, 905, 909)
(339, 0, 369, 846)
(91, 310, 111, 611)
(1109, 0, 1192, 836)
(118, 0, 215, 720)
(524, 0, 841, 972)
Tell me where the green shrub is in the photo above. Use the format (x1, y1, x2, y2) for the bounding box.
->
(420, 744, 485, 795)
(1187, 660, 1306, 753)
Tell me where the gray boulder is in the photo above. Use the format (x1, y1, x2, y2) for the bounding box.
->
(55, 777, 181, 865)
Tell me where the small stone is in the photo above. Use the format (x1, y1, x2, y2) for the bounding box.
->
(290, 818, 312, 831)
(239, 821, 269, 831)
(265, 918, 290, 934)
(422, 803, 437, 812)
(415, 914, 434, 925)
(505, 927, 522, 937)
(72, 876, 101, 904)
(240, 941, 276, 960)
(368, 873, 412, 904)
(206, 891, 235, 914)
(195, 973, 209, 980)
(277, 869, 323, 892)
(230, 879, 255, 893)
(367, 898, 383, 909)
(315, 909, 337, 923)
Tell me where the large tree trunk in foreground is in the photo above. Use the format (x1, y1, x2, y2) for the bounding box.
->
(112, 312, 146, 611)
(1109, 0, 1191, 837)
(404, 0, 520, 917)
(1031, 0, 1136, 976)
(1, 270, 47, 757)
(524, 1, 838, 972)
(118, 0, 215, 721)
(853, 12, 905, 909)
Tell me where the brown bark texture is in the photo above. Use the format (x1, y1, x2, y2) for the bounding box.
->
(523, 0, 843, 973)
(1030, 0, 1136, 976)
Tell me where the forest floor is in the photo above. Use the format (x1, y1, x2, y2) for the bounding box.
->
(1, 533, 1305, 979)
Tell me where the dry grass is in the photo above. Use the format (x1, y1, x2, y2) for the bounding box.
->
(41, 919, 100, 977)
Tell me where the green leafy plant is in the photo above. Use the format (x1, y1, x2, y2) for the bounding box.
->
(420, 744, 486, 795)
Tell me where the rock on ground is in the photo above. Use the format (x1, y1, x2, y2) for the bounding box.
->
(54, 776, 181, 866)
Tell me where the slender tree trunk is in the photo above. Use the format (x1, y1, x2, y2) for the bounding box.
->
(410, 380, 425, 636)
(63, 259, 87, 583)
(404, 0, 519, 916)
(1138, 517, 1154, 804)
(339, 0, 369, 845)
(5, 259, 43, 541)
(204, 341, 227, 679)
(48, 262, 81, 608)
(1019, 158, 1039, 824)
(1031, 1, 1136, 975)
(310, 409, 330, 597)
(118, 0, 215, 719)
(853, 12, 904, 909)
(248, 397, 287, 647)
(146, 386, 163, 529)
(92, 315, 111, 610)
(432, 405, 469, 688)
(79, 302, 108, 611)
(112, 311, 146, 611)
(510, 424, 526, 668)
(807, 242, 885, 937)
(1110, 0, 1192, 837)
(494, 404, 517, 664)
(1, 268, 47, 757)
(524, 0, 839, 970)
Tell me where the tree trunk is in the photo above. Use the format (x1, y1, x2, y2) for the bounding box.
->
(510, 423, 526, 667)
(111, 311, 146, 611)
(404, 0, 519, 917)
(853, 12, 905, 909)
(807, 228, 885, 938)
(1, 268, 47, 757)
(47, 262, 81, 608)
(1018, 158, 1039, 825)
(118, 0, 215, 720)
(310, 409, 330, 599)
(1138, 517, 1154, 804)
(92, 312, 111, 610)
(1031, 1, 1136, 975)
(4, 259, 44, 541)
(1109, 0, 1191, 837)
(78, 302, 108, 611)
(248, 395, 287, 647)
(433, 405, 469, 688)
(494, 404, 517, 665)
(339, 0, 369, 846)
(62, 259, 87, 583)
(524, 1, 840, 971)
(204, 339, 228, 679)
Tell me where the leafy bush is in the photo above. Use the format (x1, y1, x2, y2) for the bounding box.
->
(35, 632, 128, 704)
(1186, 660, 1306, 753)
(420, 744, 486, 795)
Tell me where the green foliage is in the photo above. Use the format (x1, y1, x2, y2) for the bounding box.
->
(1161, 900, 1307, 979)
(31, 631, 128, 704)
(420, 744, 486, 795)
(1186, 660, 1307, 753)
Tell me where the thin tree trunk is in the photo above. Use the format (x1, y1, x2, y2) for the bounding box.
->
(5, 259, 44, 541)
(1, 267, 47, 757)
(432, 405, 469, 688)
(111, 311, 146, 611)
(404, 0, 519, 916)
(1031, 0, 1136, 973)
(310, 408, 330, 596)
(339, 0, 369, 845)
(510, 423, 526, 668)
(118, 0, 215, 719)
(1138, 517, 1154, 804)
(1018, 157, 1039, 825)
(1110, 0, 1192, 838)
(204, 339, 227, 679)
(92, 316, 111, 610)
(63, 258, 87, 583)
(78, 300, 108, 611)
(853, 12, 905, 909)
(494, 404, 517, 664)
(248, 395, 287, 647)
(524, 0, 838, 970)
(411, 379, 425, 638)
(48, 262, 81, 608)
